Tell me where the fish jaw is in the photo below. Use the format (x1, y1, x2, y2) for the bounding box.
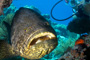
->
(20, 39, 57, 59)
(11, 28, 58, 59)
(19, 30, 58, 59)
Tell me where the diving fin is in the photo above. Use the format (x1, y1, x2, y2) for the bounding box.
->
(0, 40, 18, 60)
(3, 21, 11, 44)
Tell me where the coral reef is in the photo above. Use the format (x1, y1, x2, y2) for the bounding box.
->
(58, 34, 90, 60)
(58, 42, 90, 60)
(0, 13, 14, 41)
(0, 4, 16, 24)
(51, 22, 79, 38)
(0, 0, 12, 15)
(4, 4, 17, 15)
(24, 5, 41, 14)
(0, 4, 16, 40)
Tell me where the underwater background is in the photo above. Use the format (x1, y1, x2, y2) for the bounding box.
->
(0, 0, 80, 60)
(12, 0, 73, 25)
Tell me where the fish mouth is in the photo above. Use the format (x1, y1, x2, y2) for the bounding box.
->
(28, 32, 56, 48)
(21, 31, 57, 59)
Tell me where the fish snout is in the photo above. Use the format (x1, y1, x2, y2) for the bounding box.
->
(20, 31, 58, 59)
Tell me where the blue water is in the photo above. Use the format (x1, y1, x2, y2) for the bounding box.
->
(12, 0, 73, 25)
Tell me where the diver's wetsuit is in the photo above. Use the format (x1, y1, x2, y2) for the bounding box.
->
(76, 4, 89, 18)
(85, 0, 90, 2)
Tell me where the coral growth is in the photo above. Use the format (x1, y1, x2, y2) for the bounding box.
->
(0, 5, 15, 40)
(58, 43, 90, 60)
(0, 0, 12, 15)
(24, 5, 41, 14)
(58, 34, 90, 60)
(0, 13, 14, 41)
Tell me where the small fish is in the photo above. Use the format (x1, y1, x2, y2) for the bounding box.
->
(75, 35, 88, 45)
(75, 39, 85, 45)
(0, 7, 58, 59)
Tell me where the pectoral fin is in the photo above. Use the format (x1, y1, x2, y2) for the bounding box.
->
(0, 40, 18, 59)
(3, 21, 11, 44)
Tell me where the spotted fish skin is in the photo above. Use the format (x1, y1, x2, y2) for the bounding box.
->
(10, 7, 58, 59)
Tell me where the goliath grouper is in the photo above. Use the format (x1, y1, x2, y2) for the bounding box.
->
(0, 7, 58, 59)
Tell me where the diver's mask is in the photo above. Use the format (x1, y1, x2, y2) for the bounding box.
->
(67, 0, 85, 7)
(51, 0, 90, 21)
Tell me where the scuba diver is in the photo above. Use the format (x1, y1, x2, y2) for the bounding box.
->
(51, 0, 90, 21)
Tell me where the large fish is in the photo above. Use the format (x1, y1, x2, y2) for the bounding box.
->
(0, 7, 58, 59)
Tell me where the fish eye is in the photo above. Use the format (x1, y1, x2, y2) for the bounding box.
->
(44, 22, 49, 26)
